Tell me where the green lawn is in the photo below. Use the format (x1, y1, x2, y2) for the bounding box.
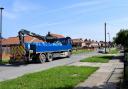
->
(0, 66, 98, 89)
(109, 48, 119, 54)
(72, 49, 93, 54)
(80, 55, 113, 63)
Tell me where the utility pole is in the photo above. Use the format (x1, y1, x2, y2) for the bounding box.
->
(107, 32, 110, 52)
(0, 7, 4, 62)
(104, 22, 107, 53)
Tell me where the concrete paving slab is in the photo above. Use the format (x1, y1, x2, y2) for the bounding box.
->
(73, 54, 123, 89)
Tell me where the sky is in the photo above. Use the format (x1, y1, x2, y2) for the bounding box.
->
(0, 0, 128, 41)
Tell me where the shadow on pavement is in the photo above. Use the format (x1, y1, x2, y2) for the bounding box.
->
(74, 82, 120, 89)
(112, 55, 124, 62)
(0, 62, 27, 67)
(0, 57, 66, 67)
(99, 55, 113, 59)
(43, 82, 120, 89)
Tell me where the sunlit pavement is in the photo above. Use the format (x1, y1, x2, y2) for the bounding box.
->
(73, 54, 123, 89)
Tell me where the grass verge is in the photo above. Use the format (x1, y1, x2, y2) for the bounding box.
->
(0, 66, 98, 89)
(72, 49, 93, 54)
(80, 55, 113, 63)
(109, 48, 119, 54)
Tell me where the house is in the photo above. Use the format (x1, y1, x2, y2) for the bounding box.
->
(89, 40, 99, 48)
(72, 38, 100, 49)
(2, 32, 65, 46)
(83, 39, 100, 49)
(47, 32, 65, 38)
(1, 32, 64, 60)
(99, 41, 106, 47)
(1, 36, 45, 60)
(84, 39, 92, 48)
(72, 38, 85, 48)
(2, 36, 44, 46)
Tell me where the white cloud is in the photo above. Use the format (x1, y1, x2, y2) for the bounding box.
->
(30, 1, 108, 29)
(3, 0, 42, 20)
(12, 0, 41, 12)
(65, 1, 103, 9)
(45, 0, 106, 14)
(30, 20, 68, 29)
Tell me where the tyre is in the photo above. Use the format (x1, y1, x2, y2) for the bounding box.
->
(47, 53, 53, 62)
(31, 55, 37, 63)
(67, 51, 71, 58)
(39, 53, 46, 63)
(9, 57, 15, 64)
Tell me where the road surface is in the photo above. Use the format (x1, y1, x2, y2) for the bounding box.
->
(0, 51, 101, 81)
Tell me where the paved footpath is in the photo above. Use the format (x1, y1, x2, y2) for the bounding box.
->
(69, 55, 124, 89)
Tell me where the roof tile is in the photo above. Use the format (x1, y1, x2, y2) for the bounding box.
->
(2, 35, 44, 45)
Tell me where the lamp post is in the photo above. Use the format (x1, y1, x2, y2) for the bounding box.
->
(0, 7, 4, 62)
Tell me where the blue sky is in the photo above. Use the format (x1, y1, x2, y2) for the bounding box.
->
(0, 0, 128, 41)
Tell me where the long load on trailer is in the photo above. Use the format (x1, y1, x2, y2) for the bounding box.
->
(24, 39, 72, 52)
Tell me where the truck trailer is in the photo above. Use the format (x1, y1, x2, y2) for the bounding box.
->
(9, 29, 72, 63)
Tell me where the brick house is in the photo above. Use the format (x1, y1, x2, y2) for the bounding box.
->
(72, 38, 85, 48)
(72, 38, 100, 49)
(47, 32, 64, 38)
(1, 32, 64, 60)
(99, 41, 105, 47)
(84, 39, 100, 49)
(89, 40, 99, 48)
(84, 39, 92, 48)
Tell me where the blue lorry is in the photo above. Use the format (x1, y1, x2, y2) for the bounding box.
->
(10, 29, 72, 63)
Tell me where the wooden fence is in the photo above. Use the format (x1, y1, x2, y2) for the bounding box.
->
(2, 46, 11, 60)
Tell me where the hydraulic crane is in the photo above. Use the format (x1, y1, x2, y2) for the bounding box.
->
(10, 29, 72, 63)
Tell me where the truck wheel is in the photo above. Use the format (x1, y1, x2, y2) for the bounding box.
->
(67, 51, 71, 58)
(39, 53, 46, 63)
(47, 53, 53, 62)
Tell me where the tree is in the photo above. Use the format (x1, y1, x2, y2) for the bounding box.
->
(114, 29, 128, 49)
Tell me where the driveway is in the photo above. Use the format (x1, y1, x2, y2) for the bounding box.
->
(0, 51, 101, 81)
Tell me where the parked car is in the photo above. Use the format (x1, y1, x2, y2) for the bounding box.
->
(120, 50, 124, 53)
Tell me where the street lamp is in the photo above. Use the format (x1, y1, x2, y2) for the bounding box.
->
(0, 7, 4, 62)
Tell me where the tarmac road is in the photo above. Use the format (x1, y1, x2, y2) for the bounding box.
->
(0, 51, 101, 81)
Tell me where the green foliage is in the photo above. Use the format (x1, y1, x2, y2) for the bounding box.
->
(109, 48, 119, 54)
(72, 49, 93, 54)
(114, 29, 128, 48)
(0, 66, 98, 89)
(80, 55, 113, 63)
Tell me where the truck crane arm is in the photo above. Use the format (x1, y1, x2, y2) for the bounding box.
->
(18, 29, 46, 45)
